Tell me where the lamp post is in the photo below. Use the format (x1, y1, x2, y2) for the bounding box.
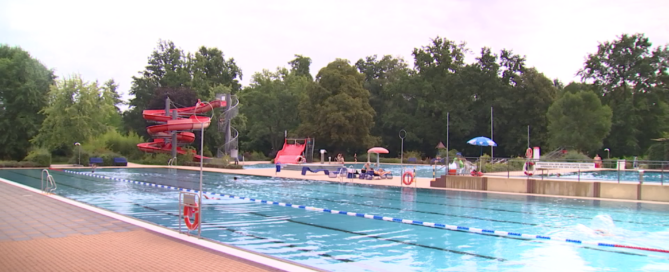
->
(74, 142, 81, 166)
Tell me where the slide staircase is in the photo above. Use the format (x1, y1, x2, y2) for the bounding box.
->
(217, 94, 240, 158)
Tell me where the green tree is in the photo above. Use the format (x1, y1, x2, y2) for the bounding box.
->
(0, 45, 55, 160)
(191, 46, 243, 98)
(32, 76, 119, 150)
(546, 90, 612, 153)
(497, 68, 557, 155)
(298, 59, 377, 152)
(239, 68, 309, 152)
(355, 55, 410, 151)
(288, 55, 313, 81)
(102, 79, 124, 130)
(124, 40, 192, 137)
(578, 33, 669, 156)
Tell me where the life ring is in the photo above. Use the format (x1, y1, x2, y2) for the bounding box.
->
(525, 148, 533, 159)
(183, 204, 200, 230)
(402, 172, 414, 185)
(523, 161, 535, 176)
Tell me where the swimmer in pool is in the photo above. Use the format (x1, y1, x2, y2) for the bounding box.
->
(233, 177, 238, 180)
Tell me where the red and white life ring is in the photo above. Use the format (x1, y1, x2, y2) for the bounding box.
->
(184, 204, 200, 230)
(523, 161, 535, 176)
(402, 172, 414, 185)
(525, 148, 533, 159)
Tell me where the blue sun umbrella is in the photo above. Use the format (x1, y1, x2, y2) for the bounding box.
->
(467, 137, 497, 147)
(467, 137, 497, 171)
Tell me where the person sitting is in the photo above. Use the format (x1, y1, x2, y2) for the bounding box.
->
(336, 153, 345, 164)
(454, 153, 466, 175)
(361, 162, 372, 173)
(296, 155, 306, 164)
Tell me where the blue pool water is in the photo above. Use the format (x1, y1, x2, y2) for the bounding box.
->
(544, 170, 669, 183)
(1, 168, 669, 271)
(246, 163, 444, 178)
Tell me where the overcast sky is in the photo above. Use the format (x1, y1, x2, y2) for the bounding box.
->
(2, 0, 668, 104)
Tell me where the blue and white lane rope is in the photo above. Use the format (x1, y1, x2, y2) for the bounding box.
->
(61, 169, 669, 254)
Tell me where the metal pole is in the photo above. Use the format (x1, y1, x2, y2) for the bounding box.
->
(446, 112, 449, 175)
(198, 118, 204, 238)
(527, 125, 530, 148)
(491, 106, 494, 160)
(400, 129, 406, 179)
(617, 160, 620, 183)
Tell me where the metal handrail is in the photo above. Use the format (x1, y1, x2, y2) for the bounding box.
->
(168, 157, 177, 166)
(41, 169, 57, 194)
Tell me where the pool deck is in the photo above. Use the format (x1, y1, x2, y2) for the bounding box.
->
(2, 161, 667, 272)
(0, 171, 322, 272)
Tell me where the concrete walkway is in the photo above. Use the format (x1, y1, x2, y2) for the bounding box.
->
(0, 178, 318, 272)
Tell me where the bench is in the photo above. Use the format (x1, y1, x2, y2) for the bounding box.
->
(408, 157, 417, 163)
(113, 157, 128, 166)
(89, 157, 103, 166)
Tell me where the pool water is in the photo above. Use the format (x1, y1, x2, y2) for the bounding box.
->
(545, 170, 669, 183)
(1, 168, 669, 271)
(246, 163, 445, 179)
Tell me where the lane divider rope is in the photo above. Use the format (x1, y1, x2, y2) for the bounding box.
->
(62, 170, 669, 255)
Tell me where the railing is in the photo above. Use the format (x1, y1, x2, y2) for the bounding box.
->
(41, 169, 57, 194)
(168, 157, 177, 166)
(440, 156, 668, 185)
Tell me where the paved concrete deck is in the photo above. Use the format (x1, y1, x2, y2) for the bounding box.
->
(0, 179, 317, 272)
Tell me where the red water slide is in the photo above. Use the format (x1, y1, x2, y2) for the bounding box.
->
(137, 99, 226, 161)
(274, 140, 307, 164)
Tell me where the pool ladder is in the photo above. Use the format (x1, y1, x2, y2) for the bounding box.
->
(168, 157, 177, 167)
(41, 169, 57, 194)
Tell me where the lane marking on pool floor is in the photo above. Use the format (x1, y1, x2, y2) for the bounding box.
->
(63, 170, 669, 255)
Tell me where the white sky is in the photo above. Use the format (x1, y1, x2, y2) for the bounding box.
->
(1, 0, 668, 106)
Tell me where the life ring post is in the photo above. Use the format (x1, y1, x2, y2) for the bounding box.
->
(402, 172, 415, 186)
(179, 192, 202, 233)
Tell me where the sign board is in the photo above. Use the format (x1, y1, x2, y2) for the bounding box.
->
(535, 162, 595, 170)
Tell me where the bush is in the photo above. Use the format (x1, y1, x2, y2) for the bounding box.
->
(404, 151, 422, 162)
(100, 152, 123, 166)
(243, 151, 268, 161)
(23, 148, 52, 167)
(176, 147, 196, 165)
(203, 148, 213, 158)
(75, 130, 145, 163)
(562, 151, 593, 162)
(68, 149, 92, 166)
(138, 153, 172, 165)
(380, 158, 401, 163)
(0, 161, 40, 168)
(104, 130, 144, 160)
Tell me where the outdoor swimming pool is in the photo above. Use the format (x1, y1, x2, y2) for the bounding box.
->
(1, 168, 668, 271)
(544, 170, 669, 183)
(246, 163, 444, 179)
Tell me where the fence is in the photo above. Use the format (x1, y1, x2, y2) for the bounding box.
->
(440, 157, 669, 185)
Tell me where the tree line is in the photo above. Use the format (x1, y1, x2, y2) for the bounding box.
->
(1, 33, 668, 163)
